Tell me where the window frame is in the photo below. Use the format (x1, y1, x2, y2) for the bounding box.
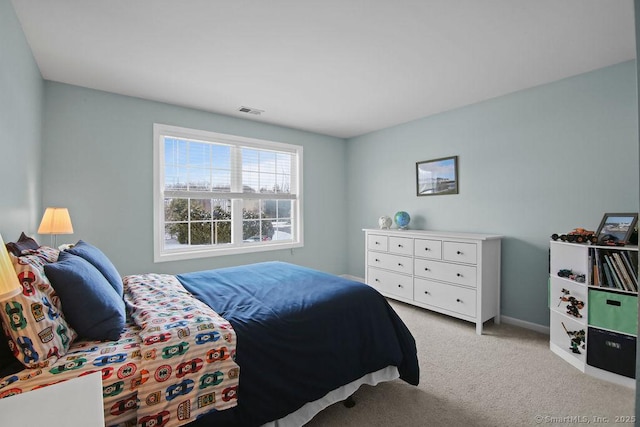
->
(153, 123, 304, 262)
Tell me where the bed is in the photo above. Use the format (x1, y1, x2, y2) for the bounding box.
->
(0, 239, 419, 427)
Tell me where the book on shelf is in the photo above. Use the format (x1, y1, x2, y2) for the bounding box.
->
(602, 261, 615, 289)
(589, 248, 638, 292)
(613, 253, 636, 292)
(621, 251, 638, 289)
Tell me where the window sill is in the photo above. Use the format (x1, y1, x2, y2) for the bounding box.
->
(154, 241, 304, 263)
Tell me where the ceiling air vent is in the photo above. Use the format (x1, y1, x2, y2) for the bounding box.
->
(238, 106, 264, 115)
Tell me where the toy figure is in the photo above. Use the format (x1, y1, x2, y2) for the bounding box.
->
(558, 289, 584, 318)
(562, 322, 585, 354)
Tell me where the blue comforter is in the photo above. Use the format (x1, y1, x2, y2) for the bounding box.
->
(177, 261, 419, 426)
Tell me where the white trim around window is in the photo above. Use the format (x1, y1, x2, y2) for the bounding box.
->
(153, 123, 303, 262)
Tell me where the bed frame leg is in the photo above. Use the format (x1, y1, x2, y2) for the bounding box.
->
(343, 395, 356, 408)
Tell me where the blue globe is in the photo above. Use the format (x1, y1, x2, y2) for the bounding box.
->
(394, 211, 410, 229)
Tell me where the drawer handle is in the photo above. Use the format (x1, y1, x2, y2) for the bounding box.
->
(374, 278, 380, 282)
(424, 267, 430, 271)
(456, 273, 462, 277)
(375, 258, 380, 262)
(397, 284, 403, 288)
(425, 247, 430, 251)
(424, 291, 430, 295)
(457, 251, 463, 255)
(606, 299, 621, 307)
(398, 244, 403, 248)
(375, 241, 380, 245)
(456, 298, 461, 303)
(398, 263, 403, 267)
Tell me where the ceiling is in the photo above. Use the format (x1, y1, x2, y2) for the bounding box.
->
(11, 0, 636, 139)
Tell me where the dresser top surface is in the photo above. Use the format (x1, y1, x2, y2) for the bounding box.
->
(363, 228, 502, 241)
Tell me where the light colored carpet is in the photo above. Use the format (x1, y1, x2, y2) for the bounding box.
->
(306, 300, 635, 426)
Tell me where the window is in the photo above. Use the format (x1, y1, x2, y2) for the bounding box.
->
(154, 124, 303, 262)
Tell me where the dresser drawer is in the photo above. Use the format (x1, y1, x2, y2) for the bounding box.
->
(368, 251, 413, 275)
(414, 258, 477, 287)
(367, 234, 388, 251)
(368, 267, 413, 300)
(389, 236, 413, 256)
(414, 239, 442, 260)
(443, 241, 477, 264)
(414, 278, 476, 317)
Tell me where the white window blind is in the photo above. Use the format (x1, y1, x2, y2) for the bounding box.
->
(153, 124, 303, 262)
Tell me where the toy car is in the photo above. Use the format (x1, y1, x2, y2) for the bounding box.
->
(222, 385, 237, 402)
(162, 342, 189, 359)
(195, 331, 220, 345)
(16, 336, 39, 364)
(56, 324, 69, 347)
(49, 357, 87, 374)
(199, 371, 224, 389)
(206, 347, 229, 363)
(103, 380, 125, 397)
(144, 333, 172, 346)
(139, 410, 170, 427)
(93, 353, 127, 367)
(110, 394, 139, 416)
(164, 320, 189, 330)
(551, 228, 597, 244)
(42, 297, 60, 320)
(18, 271, 36, 296)
(0, 375, 18, 389)
(5, 301, 26, 331)
(165, 379, 194, 401)
(176, 358, 204, 378)
(557, 269, 585, 283)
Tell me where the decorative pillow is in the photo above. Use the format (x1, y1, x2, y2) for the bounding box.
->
(44, 252, 125, 341)
(66, 240, 123, 297)
(5, 232, 40, 256)
(0, 247, 77, 368)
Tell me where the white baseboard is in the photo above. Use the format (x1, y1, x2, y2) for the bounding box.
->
(340, 274, 364, 282)
(339, 274, 550, 335)
(501, 315, 549, 335)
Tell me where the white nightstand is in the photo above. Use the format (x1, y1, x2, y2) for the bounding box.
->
(0, 372, 104, 426)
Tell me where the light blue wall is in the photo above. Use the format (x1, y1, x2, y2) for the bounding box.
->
(0, 0, 44, 238)
(41, 82, 348, 276)
(346, 61, 639, 327)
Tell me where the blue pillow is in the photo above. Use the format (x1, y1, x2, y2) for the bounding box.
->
(66, 240, 123, 297)
(44, 252, 125, 341)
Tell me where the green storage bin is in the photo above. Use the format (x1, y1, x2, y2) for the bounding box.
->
(588, 289, 638, 335)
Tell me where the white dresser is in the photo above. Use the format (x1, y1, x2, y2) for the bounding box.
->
(363, 229, 502, 334)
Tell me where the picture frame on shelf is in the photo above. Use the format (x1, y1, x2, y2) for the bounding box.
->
(416, 155, 458, 196)
(594, 213, 638, 244)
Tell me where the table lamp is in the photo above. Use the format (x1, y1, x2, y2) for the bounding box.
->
(38, 207, 74, 247)
(0, 233, 21, 300)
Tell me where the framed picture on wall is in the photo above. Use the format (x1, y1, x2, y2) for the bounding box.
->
(416, 156, 458, 196)
(594, 213, 638, 244)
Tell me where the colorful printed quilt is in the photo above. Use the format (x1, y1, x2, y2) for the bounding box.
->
(0, 273, 239, 427)
(0, 321, 143, 426)
(124, 273, 239, 426)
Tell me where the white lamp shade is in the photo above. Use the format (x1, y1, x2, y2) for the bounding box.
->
(38, 207, 74, 235)
(0, 234, 21, 300)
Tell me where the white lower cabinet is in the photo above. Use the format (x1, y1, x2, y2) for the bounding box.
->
(363, 229, 502, 335)
(549, 240, 638, 388)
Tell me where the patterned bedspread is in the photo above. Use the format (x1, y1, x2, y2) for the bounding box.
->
(124, 273, 239, 427)
(0, 321, 143, 426)
(0, 273, 239, 427)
